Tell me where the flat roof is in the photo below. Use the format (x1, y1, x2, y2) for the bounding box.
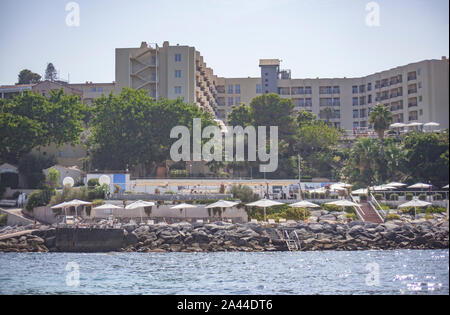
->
(259, 59, 280, 66)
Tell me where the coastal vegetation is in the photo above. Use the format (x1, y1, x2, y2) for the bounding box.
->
(0, 89, 448, 194)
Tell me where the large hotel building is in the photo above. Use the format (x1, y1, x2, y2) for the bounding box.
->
(116, 41, 449, 130)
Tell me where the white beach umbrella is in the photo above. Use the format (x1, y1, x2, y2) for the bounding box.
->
(352, 188, 368, 195)
(126, 200, 156, 222)
(205, 200, 239, 209)
(205, 200, 240, 220)
(390, 123, 407, 128)
(246, 199, 284, 222)
(290, 201, 320, 208)
(65, 199, 92, 218)
(387, 182, 407, 188)
(92, 204, 123, 218)
(407, 122, 423, 127)
(291, 200, 320, 220)
(424, 122, 440, 127)
(443, 185, 449, 189)
(125, 200, 156, 209)
(408, 183, 432, 189)
(92, 204, 123, 210)
(371, 185, 396, 191)
(398, 199, 432, 219)
(170, 203, 197, 219)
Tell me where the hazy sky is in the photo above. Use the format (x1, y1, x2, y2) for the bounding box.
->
(0, 0, 448, 84)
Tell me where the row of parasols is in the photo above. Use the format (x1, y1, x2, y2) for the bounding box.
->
(50, 198, 358, 223)
(390, 122, 440, 129)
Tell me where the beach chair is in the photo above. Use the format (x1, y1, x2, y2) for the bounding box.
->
(268, 219, 276, 225)
(279, 218, 287, 223)
(250, 219, 258, 224)
(147, 220, 155, 225)
(196, 219, 204, 224)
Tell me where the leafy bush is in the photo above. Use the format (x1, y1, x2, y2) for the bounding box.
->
(91, 199, 104, 207)
(433, 194, 443, 201)
(359, 194, 367, 201)
(228, 184, 258, 203)
(406, 193, 414, 201)
(26, 189, 52, 211)
(346, 213, 357, 221)
(390, 194, 399, 201)
(386, 214, 401, 221)
(418, 194, 427, 201)
(169, 170, 188, 178)
(87, 178, 100, 187)
(425, 206, 447, 214)
(424, 214, 435, 220)
(164, 190, 175, 195)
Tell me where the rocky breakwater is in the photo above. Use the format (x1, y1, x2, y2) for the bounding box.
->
(0, 225, 56, 253)
(0, 218, 448, 253)
(121, 219, 449, 253)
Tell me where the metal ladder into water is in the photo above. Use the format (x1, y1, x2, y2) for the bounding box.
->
(283, 230, 301, 251)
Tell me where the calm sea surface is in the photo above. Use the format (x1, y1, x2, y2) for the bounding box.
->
(0, 249, 448, 295)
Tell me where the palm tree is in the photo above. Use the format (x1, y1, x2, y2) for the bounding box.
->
(369, 104, 393, 155)
(369, 104, 393, 141)
(319, 107, 334, 126)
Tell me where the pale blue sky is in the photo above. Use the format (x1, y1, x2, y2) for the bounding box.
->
(0, 0, 448, 85)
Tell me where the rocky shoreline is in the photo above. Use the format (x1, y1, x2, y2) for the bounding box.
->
(0, 218, 448, 253)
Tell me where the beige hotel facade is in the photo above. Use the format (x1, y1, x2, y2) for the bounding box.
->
(116, 41, 449, 130)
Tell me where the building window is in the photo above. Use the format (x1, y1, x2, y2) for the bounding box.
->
(367, 83, 372, 91)
(353, 110, 359, 118)
(368, 94, 372, 104)
(175, 70, 182, 78)
(297, 99, 305, 107)
(360, 96, 366, 105)
(359, 85, 365, 93)
(256, 84, 262, 94)
(305, 98, 312, 107)
(353, 122, 359, 128)
(228, 85, 233, 94)
(352, 86, 358, 94)
(305, 87, 312, 94)
(174, 86, 182, 94)
(235, 85, 241, 94)
(333, 98, 340, 106)
(235, 97, 241, 105)
(228, 97, 233, 106)
(175, 54, 182, 62)
(353, 97, 358, 106)
(333, 86, 340, 94)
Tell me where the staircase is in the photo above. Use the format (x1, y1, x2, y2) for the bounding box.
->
(358, 202, 384, 224)
(283, 230, 301, 251)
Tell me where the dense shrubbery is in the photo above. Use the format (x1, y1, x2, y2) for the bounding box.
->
(386, 214, 401, 221)
(418, 194, 427, 201)
(169, 170, 188, 178)
(246, 204, 310, 222)
(406, 193, 414, 201)
(228, 184, 259, 203)
(25, 189, 53, 211)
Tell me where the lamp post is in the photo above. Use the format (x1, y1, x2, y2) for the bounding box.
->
(298, 154, 303, 200)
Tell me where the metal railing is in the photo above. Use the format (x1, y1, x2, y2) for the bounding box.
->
(349, 194, 365, 221)
(369, 193, 386, 221)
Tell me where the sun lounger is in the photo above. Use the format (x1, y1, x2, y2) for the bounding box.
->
(268, 219, 276, 224)
(196, 219, 203, 223)
(250, 219, 258, 224)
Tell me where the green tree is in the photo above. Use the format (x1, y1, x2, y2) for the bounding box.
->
(0, 90, 85, 164)
(90, 88, 215, 173)
(319, 107, 334, 125)
(296, 110, 316, 128)
(227, 104, 252, 127)
(17, 69, 41, 85)
(402, 131, 449, 186)
(45, 63, 58, 81)
(369, 103, 393, 148)
(343, 137, 381, 187)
